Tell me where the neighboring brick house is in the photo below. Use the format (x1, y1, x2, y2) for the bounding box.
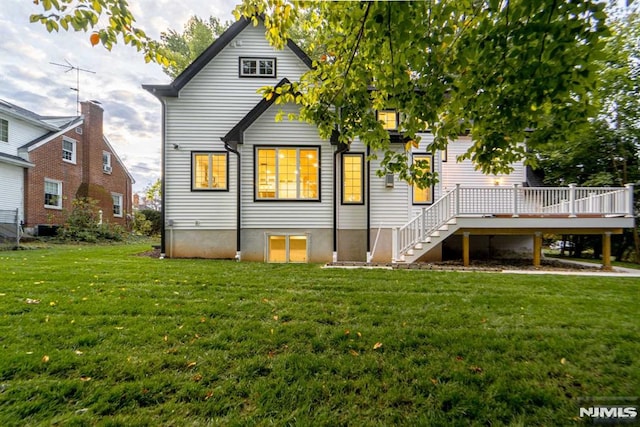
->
(0, 99, 134, 234)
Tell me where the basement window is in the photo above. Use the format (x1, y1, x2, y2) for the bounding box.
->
(267, 234, 308, 263)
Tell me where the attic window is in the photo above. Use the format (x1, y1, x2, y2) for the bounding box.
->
(240, 57, 276, 77)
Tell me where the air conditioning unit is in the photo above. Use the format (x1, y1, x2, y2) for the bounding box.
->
(103, 165, 112, 173)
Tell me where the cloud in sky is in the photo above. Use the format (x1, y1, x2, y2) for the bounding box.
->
(0, 0, 236, 192)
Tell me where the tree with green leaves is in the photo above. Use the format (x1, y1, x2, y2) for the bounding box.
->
(159, 16, 231, 79)
(234, 1, 611, 187)
(32, 0, 610, 189)
(536, 9, 640, 262)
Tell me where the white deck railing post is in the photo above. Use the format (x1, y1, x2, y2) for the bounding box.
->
(421, 207, 426, 241)
(455, 184, 461, 216)
(569, 184, 577, 218)
(512, 184, 519, 218)
(392, 227, 399, 263)
(625, 183, 635, 217)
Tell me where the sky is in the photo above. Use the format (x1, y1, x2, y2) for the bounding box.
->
(0, 0, 237, 192)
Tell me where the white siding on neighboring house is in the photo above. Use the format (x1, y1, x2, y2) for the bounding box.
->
(163, 23, 310, 230)
(241, 102, 332, 229)
(0, 162, 24, 222)
(440, 137, 526, 191)
(0, 113, 48, 158)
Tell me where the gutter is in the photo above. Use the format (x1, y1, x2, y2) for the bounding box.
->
(366, 145, 371, 261)
(223, 141, 242, 261)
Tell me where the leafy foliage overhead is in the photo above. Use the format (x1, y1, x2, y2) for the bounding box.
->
(235, 0, 610, 186)
(31, 0, 611, 186)
(159, 16, 231, 79)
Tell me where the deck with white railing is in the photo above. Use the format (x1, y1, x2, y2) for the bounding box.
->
(393, 184, 635, 263)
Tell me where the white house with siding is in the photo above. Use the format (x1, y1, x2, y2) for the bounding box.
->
(0, 100, 63, 225)
(144, 17, 634, 266)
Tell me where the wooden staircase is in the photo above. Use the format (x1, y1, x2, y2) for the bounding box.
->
(392, 184, 635, 263)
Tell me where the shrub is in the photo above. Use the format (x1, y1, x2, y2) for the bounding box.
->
(138, 209, 161, 236)
(57, 198, 125, 242)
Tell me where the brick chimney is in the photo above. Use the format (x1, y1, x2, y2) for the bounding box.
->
(81, 100, 104, 184)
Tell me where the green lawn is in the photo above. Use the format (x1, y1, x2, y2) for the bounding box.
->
(0, 243, 637, 426)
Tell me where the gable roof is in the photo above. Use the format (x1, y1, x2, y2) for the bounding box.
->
(19, 117, 84, 151)
(142, 17, 312, 98)
(0, 99, 77, 131)
(221, 78, 291, 149)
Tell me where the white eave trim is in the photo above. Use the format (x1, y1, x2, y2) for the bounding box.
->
(23, 117, 84, 152)
(0, 153, 35, 168)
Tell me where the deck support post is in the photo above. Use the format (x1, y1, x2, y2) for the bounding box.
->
(602, 232, 612, 271)
(533, 232, 542, 268)
(462, 232, 470, 267)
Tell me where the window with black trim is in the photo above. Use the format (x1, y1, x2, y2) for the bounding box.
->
(192, 152, 228, 190)
(342, 153, 364, 204)
(256, 147, 319, 200)
(378, 110, 398, 130)
(412, 154, 433, 204)
(240, 57, 276, 77)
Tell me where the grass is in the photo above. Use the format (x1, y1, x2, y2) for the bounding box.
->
(0, 243, 638, 426)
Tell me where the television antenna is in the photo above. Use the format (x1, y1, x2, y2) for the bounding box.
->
(50, 60, 96, 115)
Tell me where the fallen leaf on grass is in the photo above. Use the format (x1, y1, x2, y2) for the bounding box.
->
(344, 329, 350, 335)
(49, 301, 56, 307)
(41, 355, 49, 363)
(469, 366, 483, 374)
(349, 349, 359, 357)
(75, 350, 84, 355)
(186, 361, 197, 369)
(560, 358, 567, 365)
(373, 342, 383, 350)
(192, 374, 203, 382)
(26, 298, 40, 304)
(430, 378, 439, 385)
(80, 376, 92, 382)
(205, 391, 214, 400)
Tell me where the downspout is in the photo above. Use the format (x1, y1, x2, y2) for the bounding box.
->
(366, 145, 371, 262)
(159, 99, 167, 258)
(223, 141, 241, 261)
(333, 143, 349, 263)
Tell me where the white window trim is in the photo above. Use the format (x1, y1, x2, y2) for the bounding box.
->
(62, 136, 77, 164)
(44, 178, 63, 210)
(103, 151, 112, 174)
(240, 57, 276, 77)
(112, 193, 123, 218)
(0, 118, 8, 142)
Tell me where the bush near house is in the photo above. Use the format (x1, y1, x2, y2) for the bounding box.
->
(56, 198, 125, 243)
